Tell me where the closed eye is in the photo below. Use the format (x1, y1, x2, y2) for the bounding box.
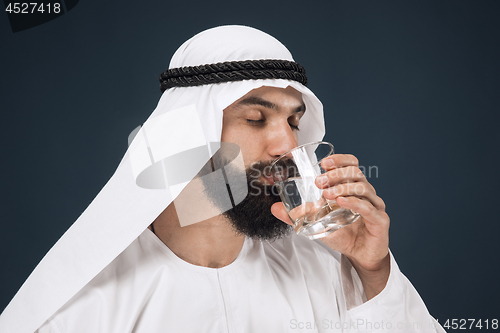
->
(246, 119, 265, 125)
(246, 119, 300, 131)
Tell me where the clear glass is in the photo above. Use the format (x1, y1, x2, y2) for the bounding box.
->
(270, 141, 360, 240)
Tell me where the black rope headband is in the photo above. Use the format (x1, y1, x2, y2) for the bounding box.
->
(159, 59, 307, 92)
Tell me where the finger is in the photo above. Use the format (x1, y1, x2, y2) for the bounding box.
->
(336, 196, 390, 232)
(321, 154, 359, 171)
(324, 182, 385, 211)
(271, 202, 293, 225)
(315, 166, 366, 188)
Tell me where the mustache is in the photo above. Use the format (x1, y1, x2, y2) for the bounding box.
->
(247, 161, 274, 180)
(248, 159, 297, 181)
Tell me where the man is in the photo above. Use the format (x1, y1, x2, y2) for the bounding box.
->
(1, 25, 445, 332)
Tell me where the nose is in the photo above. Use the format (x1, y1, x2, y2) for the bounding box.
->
(267, 121, 298, 160)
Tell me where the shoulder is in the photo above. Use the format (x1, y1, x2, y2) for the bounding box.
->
(39, 229, 172, 333)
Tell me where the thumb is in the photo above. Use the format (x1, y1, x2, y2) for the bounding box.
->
(271, 202, 293, 225)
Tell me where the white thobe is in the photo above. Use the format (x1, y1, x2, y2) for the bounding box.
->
(36, 229, 445, 333)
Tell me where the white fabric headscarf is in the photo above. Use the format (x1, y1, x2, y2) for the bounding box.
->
(0, 25, 325, 333)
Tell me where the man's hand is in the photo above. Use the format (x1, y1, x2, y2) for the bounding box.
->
(271, 154, 390, 300)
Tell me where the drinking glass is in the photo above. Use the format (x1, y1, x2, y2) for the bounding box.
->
(270, 141, 360, 240)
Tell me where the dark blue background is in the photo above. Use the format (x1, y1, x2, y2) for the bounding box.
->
(1, 0, 499, 328)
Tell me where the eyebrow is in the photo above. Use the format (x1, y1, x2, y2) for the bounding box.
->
(236, 96, 306, 114)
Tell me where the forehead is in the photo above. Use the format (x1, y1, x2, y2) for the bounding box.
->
(230, 85, 304, 110)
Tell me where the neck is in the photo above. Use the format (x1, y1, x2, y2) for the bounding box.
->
(151, 203, 245, 268)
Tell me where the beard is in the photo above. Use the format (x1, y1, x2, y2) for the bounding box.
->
(204, 159, 293, 241)
(224, 161, 293, 241)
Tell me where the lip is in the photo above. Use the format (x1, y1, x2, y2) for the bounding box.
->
(262, 175, 275, 185)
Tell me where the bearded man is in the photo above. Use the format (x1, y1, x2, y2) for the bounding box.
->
(0, 25, 445, 333)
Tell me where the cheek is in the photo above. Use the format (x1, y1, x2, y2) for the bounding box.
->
(221, 122, 245, 144)
(235, 133, 263, 165)
(222, 130, 265, 166)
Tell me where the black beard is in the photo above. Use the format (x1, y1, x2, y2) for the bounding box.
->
(201, 158, 292, 241)
(223, 164, 293, 241)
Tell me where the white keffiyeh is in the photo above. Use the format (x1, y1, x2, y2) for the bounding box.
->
(0, 25, 325, 333)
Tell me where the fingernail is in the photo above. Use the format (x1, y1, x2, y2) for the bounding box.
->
(323, 158, 334, 168)
(316, 174, 328, 185)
